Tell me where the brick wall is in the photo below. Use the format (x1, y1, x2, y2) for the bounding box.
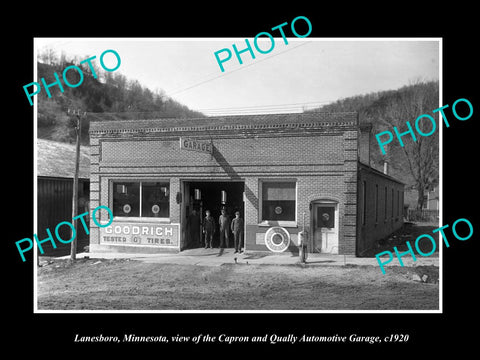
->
(89, 113, 363, 255)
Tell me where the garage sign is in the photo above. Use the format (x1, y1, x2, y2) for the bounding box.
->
(180, 137, 213, 154)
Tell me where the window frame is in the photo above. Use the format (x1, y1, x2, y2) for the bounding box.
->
(258, 179, 297, 227)
(384, 186, 388, 222)
(391, 188, 394, 220)
(396, 190, 400, 219)
(362, 181, 367, 226)
(110, 179, 171, 222)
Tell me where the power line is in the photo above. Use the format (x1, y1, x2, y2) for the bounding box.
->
(184, 100, 336, 116)
(196, 100, 333, 112)
(84, 99, 336, 119)
(167, 41, 312, 97)
(85, 102, 328, 116)
(196, 101, 336, 115)
(201, 107, 321, 116)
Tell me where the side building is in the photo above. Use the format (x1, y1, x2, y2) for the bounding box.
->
(357, 162, 405, 255)
(37, 139, 90, 256)
(88, 113, 403, 256)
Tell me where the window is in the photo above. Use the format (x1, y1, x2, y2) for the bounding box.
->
(401, 191, 404, 217)
(384, 186, 387, 220)
(113, 181, 170, 218)
(422, 195, 428, 209)
(397, 190, 400, 217)
(375, 184, 378, 223)
(317, 206, 335, 228)
(362, 181, 367, 225)
(391, 188, 394, 219)
(261, 181, 296, 222)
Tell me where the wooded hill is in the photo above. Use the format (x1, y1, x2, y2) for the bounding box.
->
(310, 80, 439, 207)
(37, 56, 205, 145)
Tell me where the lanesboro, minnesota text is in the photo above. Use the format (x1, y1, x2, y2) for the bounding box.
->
(74, 333, 409, 344)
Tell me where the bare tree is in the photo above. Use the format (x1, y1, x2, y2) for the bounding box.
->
(375, 80, 439, 209)
(38, 47, 57, 65)
(79, 54, 103, 82)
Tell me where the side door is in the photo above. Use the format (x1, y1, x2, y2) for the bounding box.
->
(312, 202, 339, 254)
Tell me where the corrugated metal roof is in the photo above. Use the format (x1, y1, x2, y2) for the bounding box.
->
(37, 139, 90, 179)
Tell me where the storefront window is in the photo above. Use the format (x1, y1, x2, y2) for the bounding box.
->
(261, 181, 296, 221)
(113, 182, 140, 217)
(142, 182, 170, 217)
(113, 181, 169, 218)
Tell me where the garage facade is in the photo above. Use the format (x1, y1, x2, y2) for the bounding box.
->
(88, 112, 403, 255)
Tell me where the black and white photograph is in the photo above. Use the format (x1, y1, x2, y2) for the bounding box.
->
(32, 37, 441, 312)
(6, 6, 479, 353)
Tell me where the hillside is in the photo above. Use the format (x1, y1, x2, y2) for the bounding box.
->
(36, 61, 204, 145)
(308, 81, 440, 202)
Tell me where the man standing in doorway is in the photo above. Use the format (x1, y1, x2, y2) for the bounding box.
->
(231, 211, 244, 253)
(188, 209, 201, 247)
(219, 208, 230, 248)
(203, 210, 215, 248)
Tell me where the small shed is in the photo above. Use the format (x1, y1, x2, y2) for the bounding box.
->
(37, 139, 90, 256)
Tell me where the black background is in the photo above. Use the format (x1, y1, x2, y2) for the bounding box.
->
(6, 3, 478, 355)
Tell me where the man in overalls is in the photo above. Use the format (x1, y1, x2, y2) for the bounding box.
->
(231, 211, 244, 253)
(218, 208, 230, 249)
(203, 210, 215, 248)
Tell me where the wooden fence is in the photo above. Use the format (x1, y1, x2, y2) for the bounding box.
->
(406, 209, 439, 222)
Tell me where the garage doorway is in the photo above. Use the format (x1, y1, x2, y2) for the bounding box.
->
(181, 181, 245, 250)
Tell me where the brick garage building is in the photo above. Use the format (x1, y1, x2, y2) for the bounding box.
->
(88, 112, 403, 256)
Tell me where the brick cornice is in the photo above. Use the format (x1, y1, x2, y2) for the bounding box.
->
(90, 120, 357, 137)
(89, 112, 359, 137)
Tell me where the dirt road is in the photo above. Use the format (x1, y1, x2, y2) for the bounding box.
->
(37, 258, 439, 310)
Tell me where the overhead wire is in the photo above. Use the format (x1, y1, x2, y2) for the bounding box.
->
(195, 101, 336, 115)
(167, 40, 312, 97)
(84, 99, 337, 119)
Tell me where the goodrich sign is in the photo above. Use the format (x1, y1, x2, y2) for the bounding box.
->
(99, 222, 180, 248)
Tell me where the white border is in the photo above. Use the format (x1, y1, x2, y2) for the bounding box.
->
(438, 38, 443, 313)
(33, 37, 442, 314)
(33, 40, 38, 309)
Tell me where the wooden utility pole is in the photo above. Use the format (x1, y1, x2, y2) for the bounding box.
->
(68, 109, 86, 261)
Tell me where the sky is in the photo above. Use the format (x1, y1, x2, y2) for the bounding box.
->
(34, 38, 440, 116)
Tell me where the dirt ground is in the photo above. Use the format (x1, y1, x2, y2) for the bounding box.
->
(361, 222, 440, 257)
(37, 258, 439, 311)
